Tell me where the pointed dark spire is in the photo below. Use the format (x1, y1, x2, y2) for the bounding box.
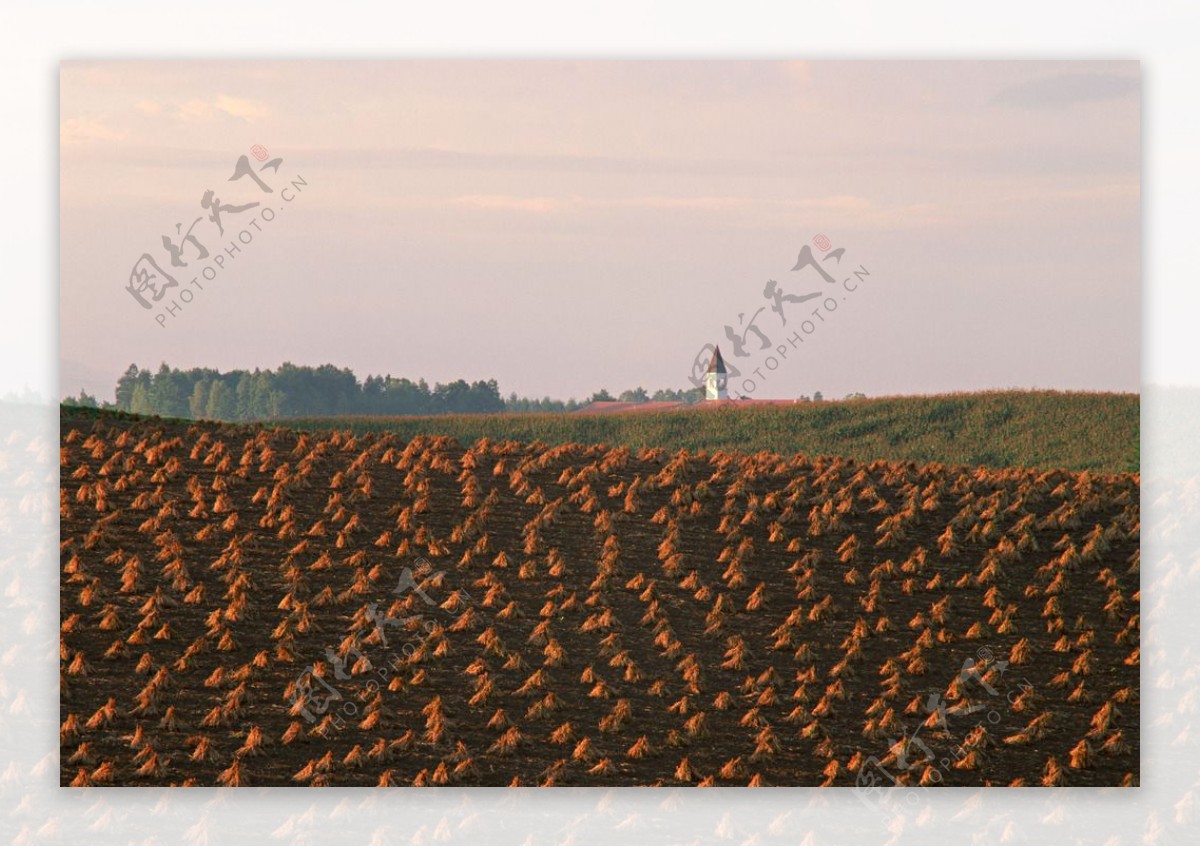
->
(706, 345, 727, 375)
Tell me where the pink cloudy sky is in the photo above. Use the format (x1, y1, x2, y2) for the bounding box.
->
(60, 60, 1139, 402)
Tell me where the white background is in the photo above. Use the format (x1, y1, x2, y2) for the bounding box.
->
(3, 1, 1198, 844)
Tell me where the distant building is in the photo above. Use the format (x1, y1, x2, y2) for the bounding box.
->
(572, 343, 810, 414)
(705, 345, 730, 401)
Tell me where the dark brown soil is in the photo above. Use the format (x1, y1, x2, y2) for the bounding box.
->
(59, 410, 1139, 787)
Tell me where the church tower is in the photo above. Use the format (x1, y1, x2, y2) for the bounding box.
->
(705, 345, 729, 401)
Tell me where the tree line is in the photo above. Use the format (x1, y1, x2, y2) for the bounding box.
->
(504, 386, 704, 413)
(62, 363, 705, 421)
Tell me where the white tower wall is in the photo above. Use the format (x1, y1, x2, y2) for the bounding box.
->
(706, 369, 729, 400)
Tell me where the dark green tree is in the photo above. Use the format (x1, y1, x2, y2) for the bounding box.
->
(189, 379, 211, 419)
(115, 364, 142, 411)
(205, 380, 235, 420)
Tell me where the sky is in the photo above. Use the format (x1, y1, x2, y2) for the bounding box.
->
(59, 60, 1140, 403)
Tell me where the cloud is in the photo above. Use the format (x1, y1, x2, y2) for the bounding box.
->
(175, 98, 216, 122)
(1045, 183, 1140, 202)
(449, 194, 852, 215)
(60, 116, 126, 144)
(440, 192, 938, 230)
(782, 195, 873, 212)
(990, 72, 1139, 109)
(774, 196, 944, 230)
(452, 194, 571, 213)
(260, 145, 775, 178)
(620, 196, 753, 211)
(214, 95, 270, 121)
(173, 95, 270, 123)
